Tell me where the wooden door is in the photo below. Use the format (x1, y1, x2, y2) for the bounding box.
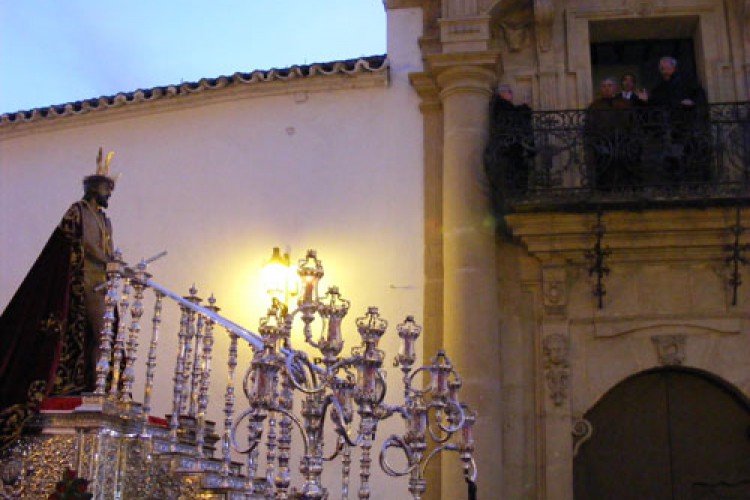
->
(574, 368, 750, 500)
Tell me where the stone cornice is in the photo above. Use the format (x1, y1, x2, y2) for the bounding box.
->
(505, 207, 749, 263)
(424, 49, 501, 76)
(568, 0, 720, 20)
(438, 14, 493, 53)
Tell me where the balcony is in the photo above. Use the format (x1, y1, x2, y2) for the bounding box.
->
(484, 102, 750, 214)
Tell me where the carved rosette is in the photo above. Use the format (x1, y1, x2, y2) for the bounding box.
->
(543, 333, 570, 406)
(543, 266, 568, 315)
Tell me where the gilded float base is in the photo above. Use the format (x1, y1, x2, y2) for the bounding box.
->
(0, 403, 250, 499)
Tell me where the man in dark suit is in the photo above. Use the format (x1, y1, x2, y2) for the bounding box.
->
(486, 84, 534, 195)
(648, 56, 710, 183)
(618, 73, 648, 106)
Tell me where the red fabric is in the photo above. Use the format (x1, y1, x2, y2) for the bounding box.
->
(148, 416, 169, 427)
(39, 397, 83, 412)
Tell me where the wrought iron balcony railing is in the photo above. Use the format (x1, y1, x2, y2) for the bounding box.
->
(484, 102, 750, 212)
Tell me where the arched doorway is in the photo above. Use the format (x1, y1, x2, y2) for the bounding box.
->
(574, 367, 750, 500)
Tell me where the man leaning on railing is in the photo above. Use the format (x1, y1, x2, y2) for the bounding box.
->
(645, 56, 710, 184)
(485, 84, 534, 197)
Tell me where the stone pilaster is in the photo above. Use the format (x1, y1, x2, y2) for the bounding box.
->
(410, 71, 445, 500)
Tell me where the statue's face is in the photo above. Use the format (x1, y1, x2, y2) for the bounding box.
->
(92, 181, 113, 208)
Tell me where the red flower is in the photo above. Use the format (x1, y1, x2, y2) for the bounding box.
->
(50, 468, 91, 499)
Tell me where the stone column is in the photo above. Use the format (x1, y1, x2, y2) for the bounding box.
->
(436, 65, 501, 500)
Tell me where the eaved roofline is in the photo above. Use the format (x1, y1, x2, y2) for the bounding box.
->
(0, 55, 389, 139)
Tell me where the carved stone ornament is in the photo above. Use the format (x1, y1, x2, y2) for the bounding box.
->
(534, 0, 555, 52)
(544, 281, 564, 304)
(543, 266, 568, 314)
(625, 0, 656, 16)
(651, 334, 686, 366)
(572, 417, 593, 457)
(543, 333, 570, 406)
(500, 21, 530, 51)
(496, 0, 533, 52)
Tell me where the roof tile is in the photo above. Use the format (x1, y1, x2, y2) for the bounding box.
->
(1, 55, 388, 127)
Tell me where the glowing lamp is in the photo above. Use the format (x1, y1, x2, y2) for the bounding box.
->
(262, 247, 290, 301)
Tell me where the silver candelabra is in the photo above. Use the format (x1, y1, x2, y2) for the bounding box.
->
(232, 249, 477, 499)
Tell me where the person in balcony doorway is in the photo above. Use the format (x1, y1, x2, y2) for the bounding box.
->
(617, 73, 648, 106)
(649, 56, 706, 109)
(0, 149, 116, 450)
(585, 77, 634, 189)
(486, 84, 534, 197)
(648, 56, 710, 183)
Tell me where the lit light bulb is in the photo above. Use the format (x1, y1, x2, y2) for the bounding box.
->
(262, 247, 290, 302)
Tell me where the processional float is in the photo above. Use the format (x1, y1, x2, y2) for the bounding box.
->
(1, 248, 477, 499)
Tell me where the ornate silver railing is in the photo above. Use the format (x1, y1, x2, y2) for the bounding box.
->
(87, 249, 476, 499)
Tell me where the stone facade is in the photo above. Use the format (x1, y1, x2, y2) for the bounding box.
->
(1, 1, 748, 498)
(403, 0, 750, 498)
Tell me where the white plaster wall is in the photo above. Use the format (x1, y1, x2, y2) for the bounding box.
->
(0, 7, 424, 495)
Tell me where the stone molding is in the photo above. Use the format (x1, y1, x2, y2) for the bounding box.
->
(576, 319, 746, 340)
(438, 15, 494, 53)
(425, 49, 501, 75)
(505, 208, 749, 263)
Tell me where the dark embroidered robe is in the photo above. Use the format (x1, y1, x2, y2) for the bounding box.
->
(0, 202, 102, 450)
